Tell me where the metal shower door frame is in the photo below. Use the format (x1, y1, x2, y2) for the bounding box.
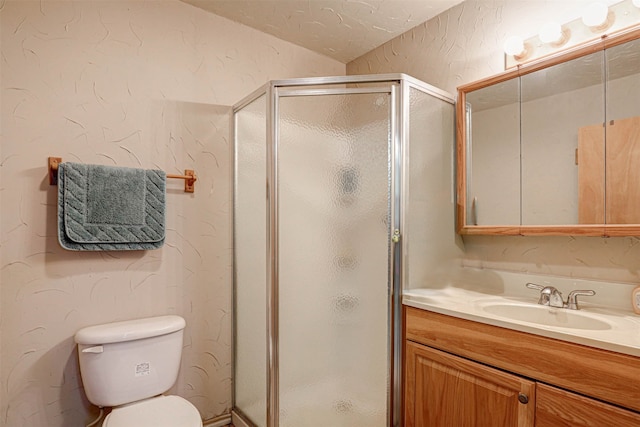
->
(232, 74, 454, 427)
(268, 83, 397, 427)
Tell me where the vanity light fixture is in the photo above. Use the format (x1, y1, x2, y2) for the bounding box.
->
(581, 2, 611, 30)
(503, 35, 527, 58)
(538, 22, 568, 46)
(505, 0, 640, 69)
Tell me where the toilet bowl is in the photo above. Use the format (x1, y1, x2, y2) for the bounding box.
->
(75, 315, 202, 427)
(102, 395, 201, 427)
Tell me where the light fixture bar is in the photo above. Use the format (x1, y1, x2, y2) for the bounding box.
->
(505, 0, 640, 69)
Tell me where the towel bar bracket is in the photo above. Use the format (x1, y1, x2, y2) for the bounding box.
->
(167, 170, 197, 193)
(48, 157, 197, 193)
(48, 157, 62, 185)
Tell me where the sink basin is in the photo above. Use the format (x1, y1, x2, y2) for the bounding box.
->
(410, 295, 440, 305)
(482, 303, 612, 330)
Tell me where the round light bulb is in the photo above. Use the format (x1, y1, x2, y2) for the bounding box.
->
(539, 22, 563, 44)
(504, 36, 525, 56)
(581, 2, 609, 27)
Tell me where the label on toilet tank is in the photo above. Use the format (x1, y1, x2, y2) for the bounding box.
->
(135, 362, 151, 377)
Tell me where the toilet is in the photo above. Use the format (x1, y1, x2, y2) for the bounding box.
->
(75, 315, 203, 427)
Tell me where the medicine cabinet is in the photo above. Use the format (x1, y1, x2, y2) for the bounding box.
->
(457, 26, 640, 236)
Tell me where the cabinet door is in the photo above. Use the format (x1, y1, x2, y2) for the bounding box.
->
(404, 341, 535, 427)
(605, 116, 640, 224)
(536, 383, 640, 427)
(577, 123, 605, 224)
(579, 116, 640, 225)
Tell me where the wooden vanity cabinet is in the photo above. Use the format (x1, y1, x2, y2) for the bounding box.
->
(405, 341, 535, 427)
(536, 383, 640, 427)
(404, 306, 640, 427)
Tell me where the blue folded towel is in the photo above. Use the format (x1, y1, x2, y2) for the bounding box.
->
(57, 162, 166, 251)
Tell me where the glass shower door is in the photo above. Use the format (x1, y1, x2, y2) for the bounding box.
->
(276, 89, 393, 427)
(234, 94, 268, 427)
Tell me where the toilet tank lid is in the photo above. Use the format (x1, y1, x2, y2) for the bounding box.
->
(75, 315, 186, 345)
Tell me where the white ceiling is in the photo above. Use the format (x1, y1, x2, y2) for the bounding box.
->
(181, 0, 464, 63)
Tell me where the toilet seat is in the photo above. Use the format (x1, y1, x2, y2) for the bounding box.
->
(103, 395, 202, 427)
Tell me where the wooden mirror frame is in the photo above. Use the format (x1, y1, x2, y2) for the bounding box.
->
(456, 25, 640, 237)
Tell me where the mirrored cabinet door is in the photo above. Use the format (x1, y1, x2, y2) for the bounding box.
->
(520, 51, 605, 226)
(605, 37, 640, 224)
(465, 78, 521, 226)
(456, 26, 640, 236)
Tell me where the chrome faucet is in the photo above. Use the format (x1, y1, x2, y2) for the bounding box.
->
(526, 283, 595, 310)
(527, 283, 565, 307)
(565, 290, 596, 310)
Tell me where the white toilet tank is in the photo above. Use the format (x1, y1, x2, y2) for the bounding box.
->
(75, 315, 186, 408)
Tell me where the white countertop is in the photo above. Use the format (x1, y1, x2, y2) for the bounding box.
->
(403, 286, 640, 358)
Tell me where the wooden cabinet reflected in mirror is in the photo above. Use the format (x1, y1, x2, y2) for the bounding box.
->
(579, 117, 640, 225)
(456, 26, 640, 236)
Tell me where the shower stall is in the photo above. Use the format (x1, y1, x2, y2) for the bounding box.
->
(232, 74, 454, 427)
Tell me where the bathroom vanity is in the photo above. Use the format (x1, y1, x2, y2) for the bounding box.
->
(439, 20, 640, 424)
(402, 287, 640, 427)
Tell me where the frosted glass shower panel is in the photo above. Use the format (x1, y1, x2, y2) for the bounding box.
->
(404, 86, 455, 289)
(234, 95, 267, 427)
(277, 92, 391, 427)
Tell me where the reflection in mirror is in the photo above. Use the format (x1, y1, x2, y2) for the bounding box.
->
(520, 51, 605, 225)
(605, 37, 640, 224)
(465, 78, 520, 226)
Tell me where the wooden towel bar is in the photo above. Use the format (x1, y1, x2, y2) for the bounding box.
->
(48, 157, 197, 193)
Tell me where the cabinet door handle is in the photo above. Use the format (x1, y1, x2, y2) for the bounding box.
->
(518, 393, 529, 404)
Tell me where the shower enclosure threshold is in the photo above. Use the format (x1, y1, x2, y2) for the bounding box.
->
(231, 409, 253, 427)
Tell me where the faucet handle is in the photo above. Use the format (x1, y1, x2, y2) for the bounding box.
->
(566, 290, 595, 310)
(526, 283, 552, 306)
(526, 282, 545, 291)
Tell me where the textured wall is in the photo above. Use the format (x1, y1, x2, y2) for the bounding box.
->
(348, 0, 620, 94)
(0, 1, 344, 426)
(348, 1, 640, 286)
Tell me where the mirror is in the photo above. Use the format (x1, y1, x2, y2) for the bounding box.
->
(604, 37, 640, 224)
(457, 27, 640, 236)
(465, 78, 520, 226)
(521, 50, 605, 226)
